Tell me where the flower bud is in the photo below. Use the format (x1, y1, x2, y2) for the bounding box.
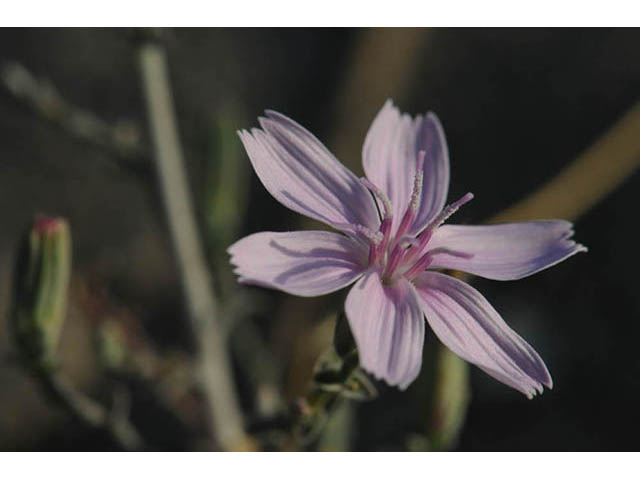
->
(11, 215, 71, 370)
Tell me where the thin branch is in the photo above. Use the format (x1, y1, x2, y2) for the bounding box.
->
(0, 61, 150, 172)
(136, 39, 250, 451)
(38, 369, 143, 450)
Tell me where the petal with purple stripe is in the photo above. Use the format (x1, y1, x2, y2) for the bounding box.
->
(228, 231, 367, 297)
(345, 271, 425, 389)
(362, 100, 450, 235)
(238, 111, 379, 233)
(427, 220, 587, 280)
(413, 271, 552, 398)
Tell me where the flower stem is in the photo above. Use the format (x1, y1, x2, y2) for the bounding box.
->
(137, 36, 249, 451)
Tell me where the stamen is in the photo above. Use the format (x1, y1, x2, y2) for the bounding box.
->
(403, 247, 474, 280)
(354, 224, 383, 245)
(426, 192, 474, 231)
(368, 244, 377, 265)
(382, 242, 406, 281)
(398, 236, 420, 248)
(373, 217, 393, 261)
(401, 192, 475, 267)
(360, 178, 393, 220)
(403, 229, 434, 265)
(410, 151, 426, 213)
(357, 225, 385, 265)
(334, 222, 383, 245)
(382, 235, 418, 279)
(391, 150, 427, 247)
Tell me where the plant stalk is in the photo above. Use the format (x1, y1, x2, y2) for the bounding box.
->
(137, 40, 248, 451)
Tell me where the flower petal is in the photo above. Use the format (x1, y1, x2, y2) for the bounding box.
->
(238, 111, 379, 232)
(362, 100, 450, 235)
(228, 231, 367, 297)
(345, 271, 425, 390)
(427, 220, 587, 280)
(413, 271, 552, 398)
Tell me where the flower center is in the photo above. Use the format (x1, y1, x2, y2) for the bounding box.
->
(357, 151, 474, 283)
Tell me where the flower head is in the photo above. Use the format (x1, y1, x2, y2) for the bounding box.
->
(229, 100, 586, 397)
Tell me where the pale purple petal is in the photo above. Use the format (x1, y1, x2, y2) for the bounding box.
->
(413, 271, 552, 398)
(345, 270, 425, 390)
(427, 220, 588, 280)
(228, 231, 367, 297)
(238, 111, 379, 233)
(362, 100, 450, 235)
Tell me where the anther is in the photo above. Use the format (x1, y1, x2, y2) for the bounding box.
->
(410, 150, 426, 213)
(426, 192, 474, 232)
(392, 151, 427, 246)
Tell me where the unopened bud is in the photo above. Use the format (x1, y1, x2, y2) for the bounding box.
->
(11, 215, 72, 370)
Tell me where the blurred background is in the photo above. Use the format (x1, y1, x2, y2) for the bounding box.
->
(0, 27, 638, 451)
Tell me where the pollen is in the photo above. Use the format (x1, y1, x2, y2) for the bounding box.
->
(410, 151, 425, 213)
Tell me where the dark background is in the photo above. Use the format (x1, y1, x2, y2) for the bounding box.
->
(0, 28, 638, 451)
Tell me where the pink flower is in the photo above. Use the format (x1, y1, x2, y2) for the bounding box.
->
(229, 100, 586, 398)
